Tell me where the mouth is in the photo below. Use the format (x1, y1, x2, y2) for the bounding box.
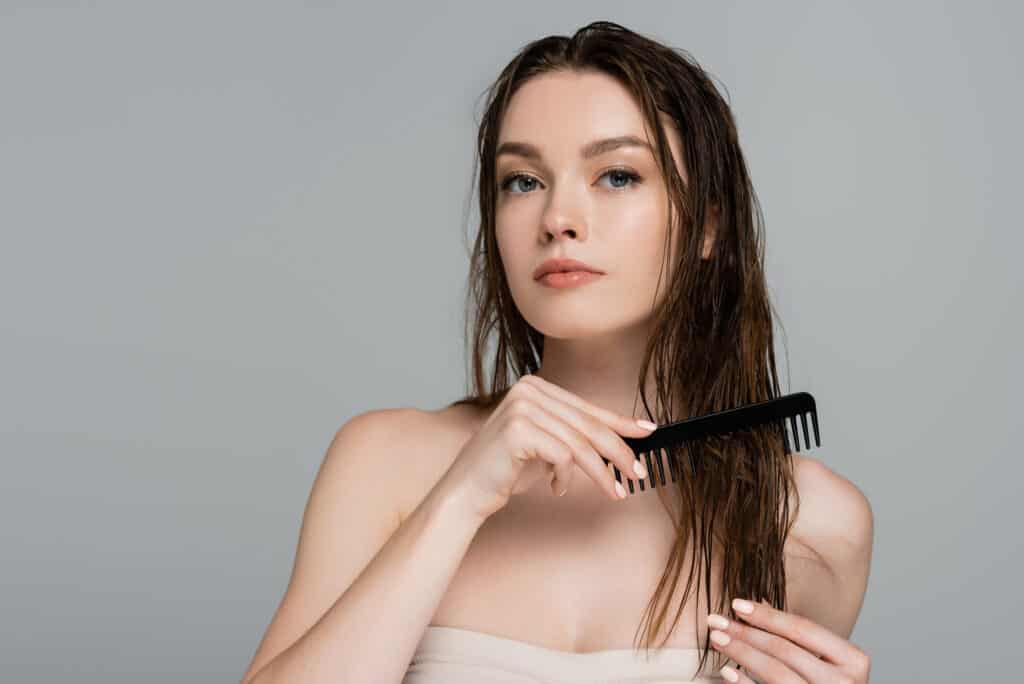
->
(536, 270, 604, 289)
(533, 257, 604, 281)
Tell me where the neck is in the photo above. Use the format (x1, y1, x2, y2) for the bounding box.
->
(532, 323, 662, 421)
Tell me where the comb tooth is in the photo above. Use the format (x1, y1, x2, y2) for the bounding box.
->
(780, 419, 791, 454)
(665, 447, 680, 483)
(638, 451, 653, 491)
(799, 412, 811, 450)
(653, 448, 667, 487)
(627, 472, 635, 494)
(810, 410, 821, 446)
(788, 414, 801, 451)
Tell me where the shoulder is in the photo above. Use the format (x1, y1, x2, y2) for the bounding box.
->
(339, 404, 462, 447)
(338, 405, 421, 434)
(789, 454, 874, 564)
(332, 406, 434, 465)
(337, 403, 476, 522)
(786, 454, 874, 639)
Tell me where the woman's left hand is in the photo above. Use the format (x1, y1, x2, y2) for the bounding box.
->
(707, 598, 870, 683)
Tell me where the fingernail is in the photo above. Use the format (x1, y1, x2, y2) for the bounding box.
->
(614, 481, 627, 499)
(707, 613, 729, 630)
(732, 598, 754, 614)
(633, 460, 648, 478)
(636, 419, 658, 430)
(710, 630, 731, 646)
(721, 666, 739, 682)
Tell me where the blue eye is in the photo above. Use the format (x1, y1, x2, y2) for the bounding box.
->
(599, 168, 643, 190)
(500, 173, 540, 194)
(499, 168, 643, 194)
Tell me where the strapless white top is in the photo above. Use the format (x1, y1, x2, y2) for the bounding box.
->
(404, 625, 741, 683)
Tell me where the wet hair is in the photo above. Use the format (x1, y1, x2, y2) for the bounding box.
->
(447, 20, 798, 677)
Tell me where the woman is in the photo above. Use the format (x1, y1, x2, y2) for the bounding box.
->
(240, 20, 873, 684)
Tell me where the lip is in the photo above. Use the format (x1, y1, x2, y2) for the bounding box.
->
(533, 257, 604, 280)
(537, 271, 604, 288)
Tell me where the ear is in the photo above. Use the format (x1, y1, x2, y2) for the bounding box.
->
(701, 203, 720, 259)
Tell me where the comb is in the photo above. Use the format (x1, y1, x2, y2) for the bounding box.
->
(602, 391, 820, 495)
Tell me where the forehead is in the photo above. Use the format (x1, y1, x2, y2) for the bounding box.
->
(497, 69, 681, 164)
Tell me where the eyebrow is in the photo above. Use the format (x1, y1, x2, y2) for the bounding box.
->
(495, 135, 653, 162)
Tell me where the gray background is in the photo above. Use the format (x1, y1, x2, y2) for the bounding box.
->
(2, 2, 1020, 682)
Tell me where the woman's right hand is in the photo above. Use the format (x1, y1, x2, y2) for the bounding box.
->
(441, 374, 658, 521)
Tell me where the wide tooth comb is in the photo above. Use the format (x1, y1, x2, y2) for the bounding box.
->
(602, 392, 821, 496)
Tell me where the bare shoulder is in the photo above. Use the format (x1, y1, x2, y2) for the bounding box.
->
(347, 402, 488, 523)
(344, 402, 465, 448)
(789, 454, 874, 566)
(786, 454, 875, 639)
(238, 406, 451, 683)
(343, 405, 463, 522)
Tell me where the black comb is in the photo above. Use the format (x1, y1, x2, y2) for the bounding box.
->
(602, 392, 820, 495)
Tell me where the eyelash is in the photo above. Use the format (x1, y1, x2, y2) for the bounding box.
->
(498, 168, 643, 195)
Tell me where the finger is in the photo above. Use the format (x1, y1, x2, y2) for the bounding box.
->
(517, 377, 651, 483)
(605, 460, 632, 499)
(518, 387, 641, 498)
(551, 460, 573, 497)
(709, 629, 807, 684)
(521, 374, 658, 437)
(708, 612, 833, 683)
(507, 410, 576, 497)
(717, 665, 751, 684)
(515, 401, 627, 501)
(730, 598, 862, 666)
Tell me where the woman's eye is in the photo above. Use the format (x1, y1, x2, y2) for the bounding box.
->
(500, 173, 540, 194)
(499, 168, 642, 194)
(599, 168, 642, 190)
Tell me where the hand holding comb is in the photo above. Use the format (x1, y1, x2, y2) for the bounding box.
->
(602, 392, 821, 495)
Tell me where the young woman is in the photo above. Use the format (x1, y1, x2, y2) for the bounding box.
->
(240, 21, 874, 684)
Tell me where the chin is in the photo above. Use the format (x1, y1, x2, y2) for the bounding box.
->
(522, 310, 626, 340)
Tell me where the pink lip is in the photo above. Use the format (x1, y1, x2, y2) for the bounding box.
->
(533, 257, 604, 280)
(537, 271, 604, 288)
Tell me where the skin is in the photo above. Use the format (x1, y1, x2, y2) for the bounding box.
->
(494, 69, 717, 422)
(428, 69, 873, 682)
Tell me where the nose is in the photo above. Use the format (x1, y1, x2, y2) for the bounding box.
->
(543, 221, 585, 243)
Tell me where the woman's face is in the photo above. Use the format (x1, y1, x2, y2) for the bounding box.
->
(494, 69, 713, 341)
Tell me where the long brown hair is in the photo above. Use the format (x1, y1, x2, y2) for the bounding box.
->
(447, 20, 798, 677)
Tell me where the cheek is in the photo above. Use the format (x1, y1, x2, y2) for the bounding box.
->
(620, 211, 670, 270)
(615, 216, 675, 304)
(495, 227, 516, 258)
(494, 231, 533, 290)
